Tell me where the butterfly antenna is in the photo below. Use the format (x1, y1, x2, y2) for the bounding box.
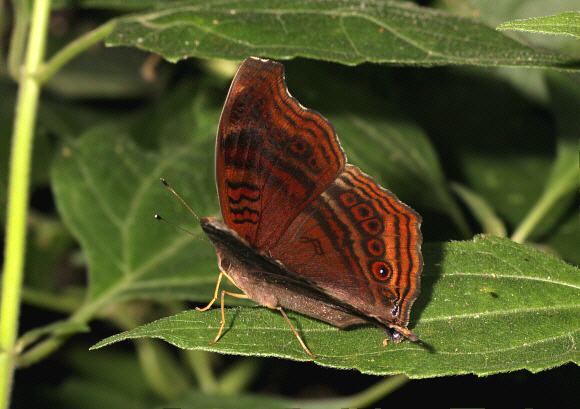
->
(156, 178, 210, 244)
(160, 178, 200, 220)
(154, 214, 209, 243)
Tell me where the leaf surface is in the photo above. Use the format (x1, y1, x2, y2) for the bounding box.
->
(93, 236, 580, 377)
(498, 12, 580, 38)
(104, 0, 578, 68)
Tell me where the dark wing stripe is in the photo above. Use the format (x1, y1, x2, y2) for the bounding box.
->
(310, 196, 367, 284)
(271, 77, 343, 169)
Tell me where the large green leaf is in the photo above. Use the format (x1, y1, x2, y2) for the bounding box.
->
(93, 236, 580, 377)
(104, 0, 578, 68)
(51, 126, 219, 303)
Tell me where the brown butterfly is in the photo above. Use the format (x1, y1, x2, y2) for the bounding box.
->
(196, 57, 423, 357)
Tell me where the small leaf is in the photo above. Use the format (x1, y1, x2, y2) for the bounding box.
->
(105, 0, 578, 68)
(498, 12, 580, 38)
(93, 236, 580, 377)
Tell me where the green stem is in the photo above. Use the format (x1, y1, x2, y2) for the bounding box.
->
(15, 334, 68, 368)
(15, 270, 131, 367)
(35, 20, 116, 84)
(6, 0, 31, 79)
(0, 0, 51, 407)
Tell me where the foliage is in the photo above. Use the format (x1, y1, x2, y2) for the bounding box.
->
(1, 1, 579, 408)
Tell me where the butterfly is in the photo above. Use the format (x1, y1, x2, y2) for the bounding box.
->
(196, 57, 423, 357)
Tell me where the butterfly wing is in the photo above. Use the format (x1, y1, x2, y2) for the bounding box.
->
(213, 57, 422, 341)
(216, 57, 345, 249)
(269, 165, 423, 339)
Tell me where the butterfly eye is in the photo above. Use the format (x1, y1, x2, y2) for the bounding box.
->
(371, 261, 393, 281)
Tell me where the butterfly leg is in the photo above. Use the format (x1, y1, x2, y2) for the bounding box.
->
(197, 271, 242, 312)
(274, 306, 316, 358)
(196, 272, 225, 312)
(209, 288, 248, 346)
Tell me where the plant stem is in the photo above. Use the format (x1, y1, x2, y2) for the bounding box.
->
(0, 0, 51, 407)
(35, 20, 116, 84)
(15, 284, 118, 368)
(6, 0, 31, 79)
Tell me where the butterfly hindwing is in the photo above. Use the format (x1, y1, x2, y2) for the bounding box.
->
(269, 165, 423, 336)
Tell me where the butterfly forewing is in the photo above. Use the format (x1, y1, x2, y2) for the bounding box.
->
(216, 58, 346, 250)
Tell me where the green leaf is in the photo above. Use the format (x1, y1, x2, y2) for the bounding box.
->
(51, 125, 220, 303)
(498, 12, 580, 38)
(93, 236, 580, 377)
(105, 0, 578, 68)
